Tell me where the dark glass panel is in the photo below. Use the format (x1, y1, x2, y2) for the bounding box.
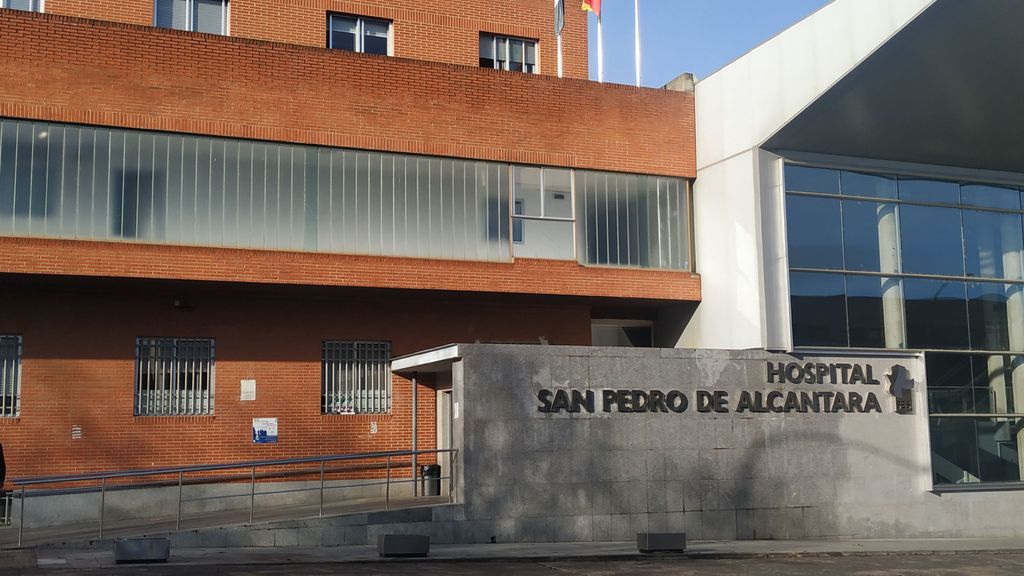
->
(925, 352, 974, 390)
(900, 205, 964, 276)
(790, 272, 847, 347)
(975, 418, 1020, 482)
(785, 194, 843, 269)
(961, 184, 1020, 210)
(845, 274, 887, 348)
(928, 388, 988, 415)
(930, 417, 980, 484)
(784, 165, 839, 194)
(840, 171, 896, 199)
(904, 279, 969, 349)
(899, 178, 960, 204)
(968, 283, 1010, 351)
(963, 209, 1023, 280)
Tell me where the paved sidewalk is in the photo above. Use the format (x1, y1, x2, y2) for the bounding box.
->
(22, 538, 1024, 570)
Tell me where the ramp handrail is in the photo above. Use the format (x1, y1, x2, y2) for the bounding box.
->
(10, 447, 458, 548)
(11, 448, 454, 485)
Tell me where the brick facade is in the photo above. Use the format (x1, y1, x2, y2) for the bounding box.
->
(0, 279, 591, 478)
(0, 8, 695, 178)
(0, 4, 700, 482)
(43, 0, 589, 80)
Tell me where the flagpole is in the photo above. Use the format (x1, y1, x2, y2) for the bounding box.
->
(597, 12, 604, 83)
(556, 0, 564, 78)
(634, 0, 641, 86)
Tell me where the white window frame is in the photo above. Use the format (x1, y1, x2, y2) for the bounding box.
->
(153, 0, 229, 35)
(134, 337, 215, 416)
(1, 0, 43, 12)
(0, 335, 22, 418)
(510, 165, 576, 253)
(328, 14, 393, 56)
(322, 341, 391, 415)
(480, 33, 538, 74)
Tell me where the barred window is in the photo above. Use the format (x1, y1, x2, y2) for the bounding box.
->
(322, 341, 391, 414)
(0, 336, 22, 418)
(135, 338, 214, 416)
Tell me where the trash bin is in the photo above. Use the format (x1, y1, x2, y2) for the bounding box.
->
(420, 464, 441, 496)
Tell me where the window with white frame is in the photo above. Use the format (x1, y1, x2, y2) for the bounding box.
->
(322, 341, 391, 414)
(155, 0, 228, 35)
(328, 14, 391, 55)
(0, 336, 22, 418)
(512, 166, 575, 260)
(480, 34, 537, 73)
(135, 338, 215, 416)
(1, 0, 42, 12)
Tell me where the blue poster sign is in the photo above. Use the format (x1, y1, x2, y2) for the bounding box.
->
(252, 418, 278, 444)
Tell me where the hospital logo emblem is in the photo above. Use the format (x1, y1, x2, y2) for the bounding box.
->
(886, 364, 914, 415)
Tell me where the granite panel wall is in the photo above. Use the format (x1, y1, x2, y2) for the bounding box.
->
(450, 344, 1024, 541)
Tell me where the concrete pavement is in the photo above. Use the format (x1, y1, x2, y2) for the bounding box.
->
(15, 538, 1024, 571)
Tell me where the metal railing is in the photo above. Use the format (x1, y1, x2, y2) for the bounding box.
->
(10, 448, 457, 547)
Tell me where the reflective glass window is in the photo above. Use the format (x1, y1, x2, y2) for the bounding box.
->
(842, 200, 899, 273)
(362, 19, 390, 55)
(841, 171, 897, 199)
(155, 0, 226, 35)
(963, 209, 1023, 280)
(329, 16, 357, 51)
(480, 34, 538, 74)
(786, 195, 843, 269)
(900, 205, 965, 276)
(961, 184, 1020, 210)
(899, 178, 959, 204)
(784, 165, 839, 195)
(790, 272, 847, 347)
(928, 353, 1022, 485)
(3, 0, 43, 11)
(329, 15, 390, 55)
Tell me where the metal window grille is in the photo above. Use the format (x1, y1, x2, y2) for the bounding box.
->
(0, 492, 10, 527)
(135, 338, 215, 416)
(0, 336, 21, 418)
(322, 341, 391, 414)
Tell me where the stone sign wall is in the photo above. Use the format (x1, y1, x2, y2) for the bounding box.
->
(450, 344, 1024, 541)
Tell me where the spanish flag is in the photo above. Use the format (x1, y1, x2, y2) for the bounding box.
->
(581, 0, 601, 17)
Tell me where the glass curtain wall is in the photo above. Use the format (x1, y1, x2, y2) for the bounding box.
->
(0, 118, 690, 270)
(784, 163, 1024, 486)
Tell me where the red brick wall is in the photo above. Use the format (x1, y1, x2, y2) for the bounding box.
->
(0, 237, 702, 302)
(0, 9, 695, 178)
(44, 0, 589, 80)
(0, 280, 592, 479)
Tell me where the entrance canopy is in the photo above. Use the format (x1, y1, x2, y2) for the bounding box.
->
(764, 0, 1024, 174)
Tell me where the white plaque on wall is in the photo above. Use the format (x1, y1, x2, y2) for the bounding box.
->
(240, 379, 256, 401)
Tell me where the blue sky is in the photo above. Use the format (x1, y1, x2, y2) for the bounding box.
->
(584, 0, 830, 86)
